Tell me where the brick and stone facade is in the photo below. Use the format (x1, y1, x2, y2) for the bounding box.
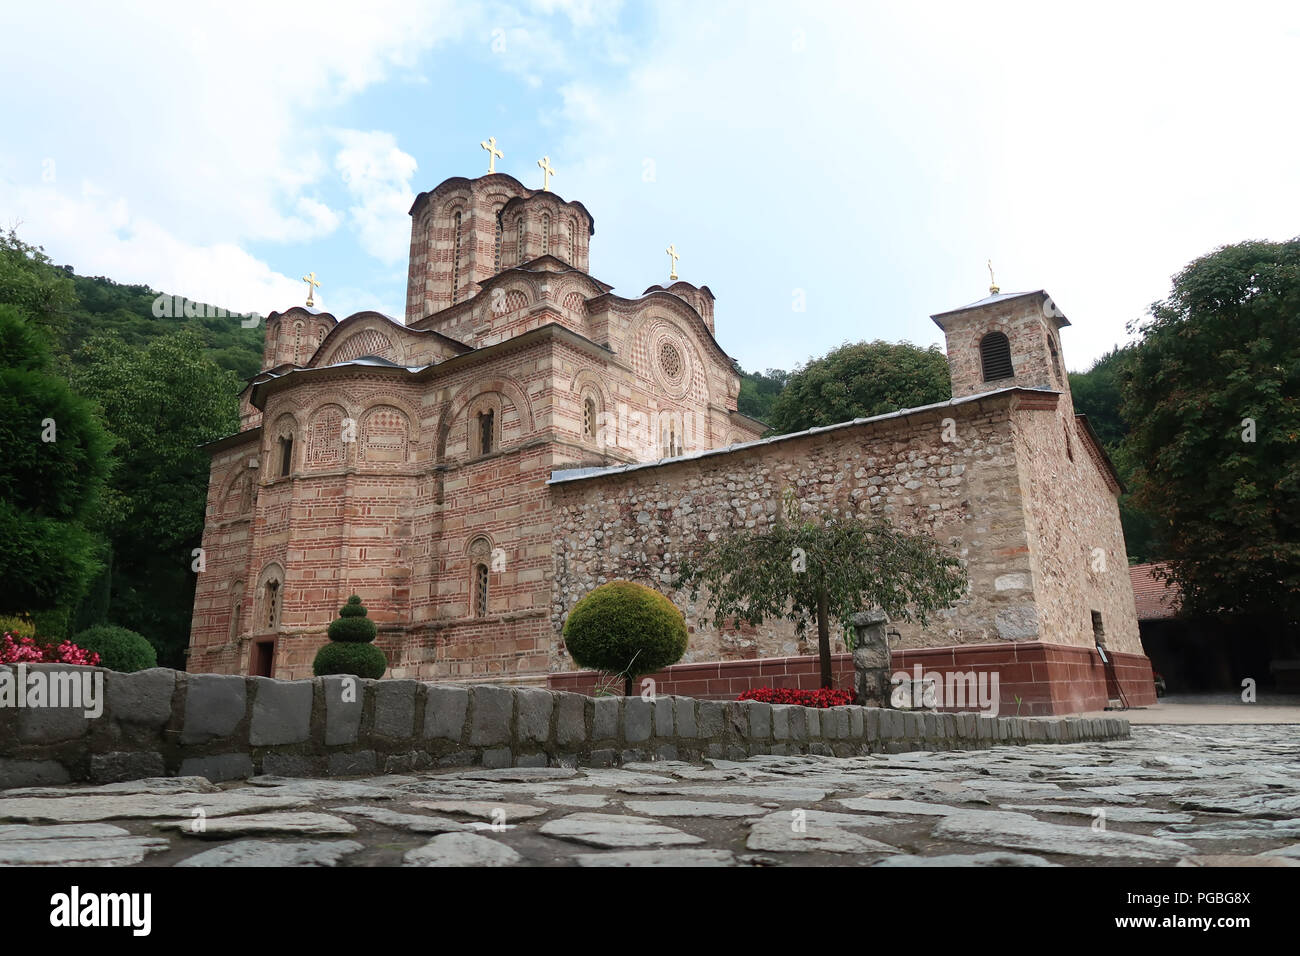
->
(187, 171, 1154, 713)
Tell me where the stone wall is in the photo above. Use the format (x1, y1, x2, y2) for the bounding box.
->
(550, 390, 1038, 666)
(0, 664, 1130, 789)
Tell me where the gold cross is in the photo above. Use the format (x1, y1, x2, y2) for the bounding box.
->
(481, 136, 502, 174)
(987, 260, 999, 295)
(666, 244, 679, 281)
(537, 155, 555, 191)
(302, 272, 321, 308)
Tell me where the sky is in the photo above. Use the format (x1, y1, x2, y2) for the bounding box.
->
(1, 0, 1297, 375)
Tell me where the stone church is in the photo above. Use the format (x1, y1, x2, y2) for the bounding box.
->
(187, 166, 1156, 715)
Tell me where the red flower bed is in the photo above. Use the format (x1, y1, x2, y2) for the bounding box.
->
(738, 687, 854, 708)
(1, 632, 100, 666)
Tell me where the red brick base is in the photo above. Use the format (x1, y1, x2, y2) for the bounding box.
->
(546, 641, 1157, 717)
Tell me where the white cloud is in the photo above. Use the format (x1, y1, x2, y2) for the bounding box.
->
(334, 130, 419, 265)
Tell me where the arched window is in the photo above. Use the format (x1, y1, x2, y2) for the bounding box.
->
(264, 579, 280, 630)
(468, 537, 492, 618)
(228, 581, 244, 642)
(583, 397, 596, 439)
(541, 214, 550, 258)
(473, 562, 489, 617)
(277, 435, 294, 477)
(478, 409, 495, 455)
(980, 331, 1014, 382)
(494, 208, 503, 273)
(451, 210, 463, 302)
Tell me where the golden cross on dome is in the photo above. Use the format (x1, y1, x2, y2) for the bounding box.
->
(302, 271, 321, 308)
(480, 136, 502, 174)
(537, 155, 555, 191)
(666, 244, 680, 280)
(987, 260, 999, 295)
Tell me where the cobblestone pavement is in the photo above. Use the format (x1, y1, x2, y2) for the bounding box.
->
(1, 724, 1297, 867)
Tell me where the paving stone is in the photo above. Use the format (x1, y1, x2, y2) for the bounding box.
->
(332, 806, 475, 833)
(181, 673, 247, 744)
(746, 810, 901, 854)
(458, 767, 579, 782)
(932, 810, 1196, 860)
(176, 839, 365, 867)
(1176, 854, 1300, 868)
(624, 800, 769, 817)
(619, 783, 828, 802)
(409, 800, 547, 821)
(5, 776, 218, 798)
(157, 811, 358, 838)
(1001, 804, 1195, 824)
(403, 832, 522, 866)
(0, 822, 169, 865)
(575, 848, 737, 867)
(536, 793, 610, 809)
(874, 852, 1058, 867)
(538, 812, 704, 848)
(424, 684, 469, 742)
(245, 777, 396, 801)
(0, 791, 308, 822)
(837, 797, 980, 817)
(249, 677, 313, 746)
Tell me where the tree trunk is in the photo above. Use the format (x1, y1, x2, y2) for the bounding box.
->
(817, 587, 832, 689)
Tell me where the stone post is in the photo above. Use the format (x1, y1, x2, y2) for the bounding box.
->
(851, 609, 891, 707)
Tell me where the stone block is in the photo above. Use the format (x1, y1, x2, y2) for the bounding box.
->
(865, 707, 880, 743)
(327, 751, 376, 776)
(746, 702, 771, 740)
(181, 674, 247, 744)
(260, 753, 320, 777)
(249, 677, 313, 746)
(653, 696, 673, 737)
(514, 752, 548, 768)
(787, 705, 807, 741)
(674, 697, 698, 738)
(554, 693, 586, 746)
(0, 758, 70, 788)
(698, 700, 726, 739)
(593, 696, 622, 740)
(805, 706, 821, 738)
(424, 684, 469, 742)
(107, 668, 176, 727)
(468, 685, 514, 746)
(516, 688, 555, 746)
(179, 753, 253, 782)
(372, 680, 419, 741)
(90, 751, 165, 783)
(624, 697, 652, 743)
(879, 708, 904, 738)
(770, 704, 791, 740)
(323, 676, 364, 746)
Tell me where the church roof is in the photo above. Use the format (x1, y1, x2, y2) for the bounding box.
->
(548, 386, 1059, 485)
(930, 289, 1071, 329)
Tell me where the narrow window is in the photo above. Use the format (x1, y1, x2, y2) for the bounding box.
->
(1091, 610, 1106, 647)
(494, 208, 503, 273)
(451, 211, 462, 302)
(1048, 333, 1063, 384)
(979, 331, 1014, 382)
(473, 563, 489, 618)
(516, 218, 525, 266)
(583, 397, 596, 438)
(568, 220, 575, 264)
(265, 579, 280, 630)
(478, 409, 495, 454)
(541, 214, 550, 257)
(228, 582, 244, 642)
(278, 435, 293, 477)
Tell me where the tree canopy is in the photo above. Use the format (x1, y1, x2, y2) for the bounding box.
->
(766, 340, 951, 435)
(1121, 237, 1300, 622)
(676, 493, 967, 688)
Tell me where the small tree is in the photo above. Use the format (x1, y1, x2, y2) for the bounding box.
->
(676, 494, 967, 689)
(313, 595, 387, 679)
(563, 581, 688, 695)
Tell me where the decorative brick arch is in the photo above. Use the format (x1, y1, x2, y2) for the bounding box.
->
(324, 328, 399, 365)
(220, 467, 254, 517)
(359, 404, 411, 463)
(436, 376, 535, 459)
(306, 403, 348, 467)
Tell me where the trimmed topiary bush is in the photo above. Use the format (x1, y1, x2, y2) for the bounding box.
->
(326, 595, 377, 643)
(71, 624, 157, 672)
(312, 640, 388, 679)
(562, 580, 688, 695)
(313, 594, 387, 678)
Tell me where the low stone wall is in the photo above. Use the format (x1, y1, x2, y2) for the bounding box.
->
(0, 664, 1131, 788)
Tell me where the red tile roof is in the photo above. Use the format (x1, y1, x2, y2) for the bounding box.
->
(1130, 562, 1182, 621)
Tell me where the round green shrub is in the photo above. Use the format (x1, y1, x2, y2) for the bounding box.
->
(71, 625, 157, 672)
(562, 580, 688, 691)
(326, 594, 377, 643)
(312, 640, 387, 679)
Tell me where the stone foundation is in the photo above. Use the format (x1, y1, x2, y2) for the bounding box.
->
(0, 664, 1129, 788)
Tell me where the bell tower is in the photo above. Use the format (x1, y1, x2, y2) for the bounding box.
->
(930, 289, 1071, 400)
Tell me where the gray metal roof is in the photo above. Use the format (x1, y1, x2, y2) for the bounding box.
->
(547, 386, 1059, 485)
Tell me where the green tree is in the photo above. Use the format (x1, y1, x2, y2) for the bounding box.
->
(676, 494, 967, 688)
(68, 329, 241, 666)
(767, 340, 951, 434)
(0, 229, 76, 340)
(1121, 238, 1300, 622)
(0, 305, 111, 615)
(735, 364, 790, 423)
